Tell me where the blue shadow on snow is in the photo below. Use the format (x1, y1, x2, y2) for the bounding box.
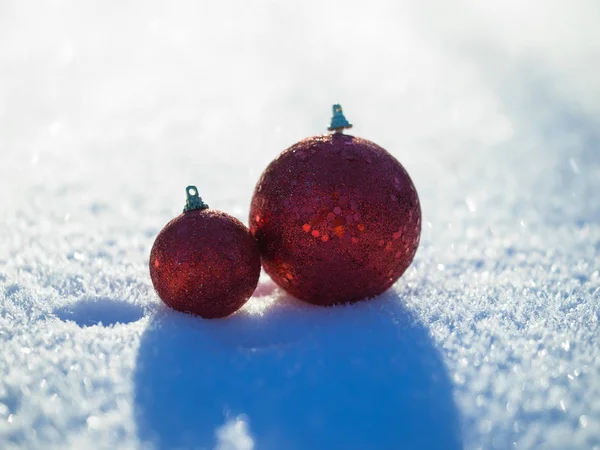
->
(134, 288, 462, 450)
(55, 296, 144, 327)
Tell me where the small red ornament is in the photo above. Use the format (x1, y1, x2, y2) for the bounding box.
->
(150, 186, 261, 318)
(250, 105, 421, 306)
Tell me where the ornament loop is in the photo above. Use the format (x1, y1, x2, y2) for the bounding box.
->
(328, 104, 353, 133)
(183, 185, 209, 213)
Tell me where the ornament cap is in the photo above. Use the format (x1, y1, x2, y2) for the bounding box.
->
(183, 185, 209, 213)
(328, 104, 353, 133)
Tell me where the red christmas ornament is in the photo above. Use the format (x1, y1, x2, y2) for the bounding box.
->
(250, 105, 421, 306)
(150, 186, 261, 318)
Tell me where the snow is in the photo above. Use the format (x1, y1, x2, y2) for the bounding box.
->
(1, 0, 599, 449)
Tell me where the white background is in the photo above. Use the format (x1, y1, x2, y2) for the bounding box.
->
(1, 1, 599, 449)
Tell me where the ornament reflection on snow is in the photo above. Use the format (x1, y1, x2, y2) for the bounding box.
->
(150, 186, 261, 318)
(250, 105, 421, 306)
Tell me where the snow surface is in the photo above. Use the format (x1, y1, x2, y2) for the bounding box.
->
(1, 1, 599, 449)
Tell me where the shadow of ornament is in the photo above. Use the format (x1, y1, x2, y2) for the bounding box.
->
(134, 291, 463, 450)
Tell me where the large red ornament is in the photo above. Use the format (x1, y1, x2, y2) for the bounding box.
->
(150, 186, 261, 318)
(250, 105, 421, 306)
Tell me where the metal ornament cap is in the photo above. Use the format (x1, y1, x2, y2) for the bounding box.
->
(328, 104, 353, 133)
(183, 185, 209, 213)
